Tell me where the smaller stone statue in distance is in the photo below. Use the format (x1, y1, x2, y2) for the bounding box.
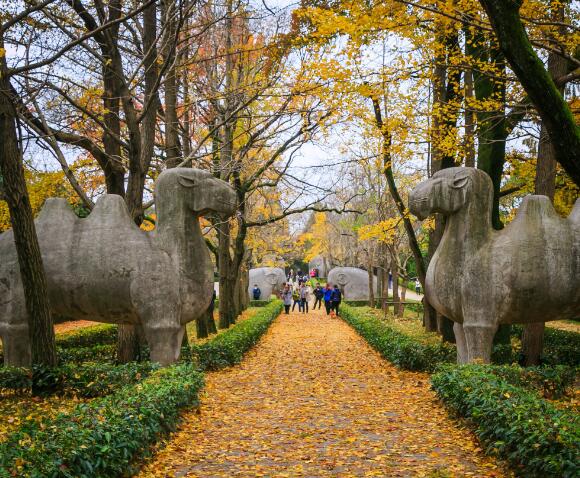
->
(248, 268, 286, 300)
(409, 167, 580, 364)
(327, 267, 377, 301)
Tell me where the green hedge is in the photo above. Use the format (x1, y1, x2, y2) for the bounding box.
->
(0, 364, 204, 478)
(192, 300, 283, 371)
(0, 362, 156, 398)
(340, 305, 456, 372)
(511, 326, 580, 367)
(56, 324, 117, 349)
(432, 365, 579, 478)
(487, 364, 577, 400)
(249, 299, 274, 307)
(57, 344, 117, 364)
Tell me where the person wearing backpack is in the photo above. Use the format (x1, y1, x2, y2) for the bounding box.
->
(331, 285, 342, 316)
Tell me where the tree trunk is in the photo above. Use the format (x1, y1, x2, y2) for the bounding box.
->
(217, 220, 236, 328)
(478, 0, 580, 185)
(0, 57, 56, 367)
(116, 325, 140, 363)
(398, 286, 406, 317)
(464, 67, 476, 167)
(162, 0, 181, 168)
(391, 256, 400, 316)
(367, 255, 375, 308)
(117, 1, 159, 362)
(522, 2, 568, 366)
(196, 312, 209, 339)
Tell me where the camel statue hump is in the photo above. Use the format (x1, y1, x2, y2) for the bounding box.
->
(512, 195, 560, 225)
(570, 198, 580, 226)
(87, 194, 133, 226)
(36, 198, 77, 224)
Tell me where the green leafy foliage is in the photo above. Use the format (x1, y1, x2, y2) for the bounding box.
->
(0, 362, 156, 398)
(487, 364, 578, 400)
(249, 299, 274, 307)
(57, 344, 117, 365)
(56, 324, 117, 349)
(192, 300, 284, 370)
(340, 305, 456, 372)
(0, 364, 204, 478)
(513, 326, 580, 367)
(432, 365, 579, 478)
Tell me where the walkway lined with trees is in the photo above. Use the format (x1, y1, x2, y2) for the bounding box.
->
(138, 308, 507, 477)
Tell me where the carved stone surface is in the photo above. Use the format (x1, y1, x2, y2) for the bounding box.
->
(409, 167, 580, 364)
(308, 255, 332, 277)
(248, 268, 286, 300)
(0, 168, 237, 366)
(327, 267, 377, 300)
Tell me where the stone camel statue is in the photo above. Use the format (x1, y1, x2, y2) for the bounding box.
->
(0, 168, 237, 366)
(409, 167, 580, 363)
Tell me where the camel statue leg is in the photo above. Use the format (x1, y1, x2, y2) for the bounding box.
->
(453, 322, 469, 364)
(142, 323, 185, 365)
(463, 322, 498, 364)
(2, 325, 32, 367)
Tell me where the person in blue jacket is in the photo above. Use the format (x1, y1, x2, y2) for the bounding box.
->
(323, 284, 333, 315)
(330, 285, 342, 316)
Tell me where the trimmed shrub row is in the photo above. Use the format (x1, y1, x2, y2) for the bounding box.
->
(56, 324, 117, 349)
(0, 364, 203, 478)
(340, 305, 456, 372)
(486, 364, 577, 400)
(0, 362, 155, 398)
(432, 365, 579, 478)
(249, 299, 274, 307)
(192, 299, 284, 370)
(512, 325, 580, 367)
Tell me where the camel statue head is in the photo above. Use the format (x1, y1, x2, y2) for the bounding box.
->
(155, 168, 237, 217)
(409, 167, 492, 220)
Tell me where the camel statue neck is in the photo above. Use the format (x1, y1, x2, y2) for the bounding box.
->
(155, 199, 209, 275)
(441, 188, 493, 256)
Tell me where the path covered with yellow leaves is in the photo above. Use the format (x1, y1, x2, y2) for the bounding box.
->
(138, 309, 508, 477)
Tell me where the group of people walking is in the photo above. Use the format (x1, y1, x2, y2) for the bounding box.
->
(280, 281, 342, 316)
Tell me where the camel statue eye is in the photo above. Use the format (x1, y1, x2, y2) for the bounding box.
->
(177, 175, 197, 188)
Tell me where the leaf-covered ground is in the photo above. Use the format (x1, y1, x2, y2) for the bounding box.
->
(138, 308, 511, 477)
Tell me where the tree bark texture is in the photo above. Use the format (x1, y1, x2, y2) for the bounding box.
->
(522, 2, 569, 366)
(0, 53, 56, 367)
(478, 0, 580, 185)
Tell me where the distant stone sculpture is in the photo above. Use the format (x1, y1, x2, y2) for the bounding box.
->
(248, 268, 286, 300)
(308, 255, 332, 277)
(409, 167, 580, 363)
(327, 267, 377, 300)
(0, 168, 237, 366)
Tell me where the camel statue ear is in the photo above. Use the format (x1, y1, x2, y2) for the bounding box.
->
(177, 175, 197, 188)
(451, 171, 470, 189)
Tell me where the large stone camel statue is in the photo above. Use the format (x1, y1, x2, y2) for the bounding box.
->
(0, 168, 237, 366)
(409, 167, 580, 363)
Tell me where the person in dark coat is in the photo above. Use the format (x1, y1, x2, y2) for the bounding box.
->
(252, 284, 261, 300)
(313, 284, 323, 310)
(330, 285, 342, 316)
